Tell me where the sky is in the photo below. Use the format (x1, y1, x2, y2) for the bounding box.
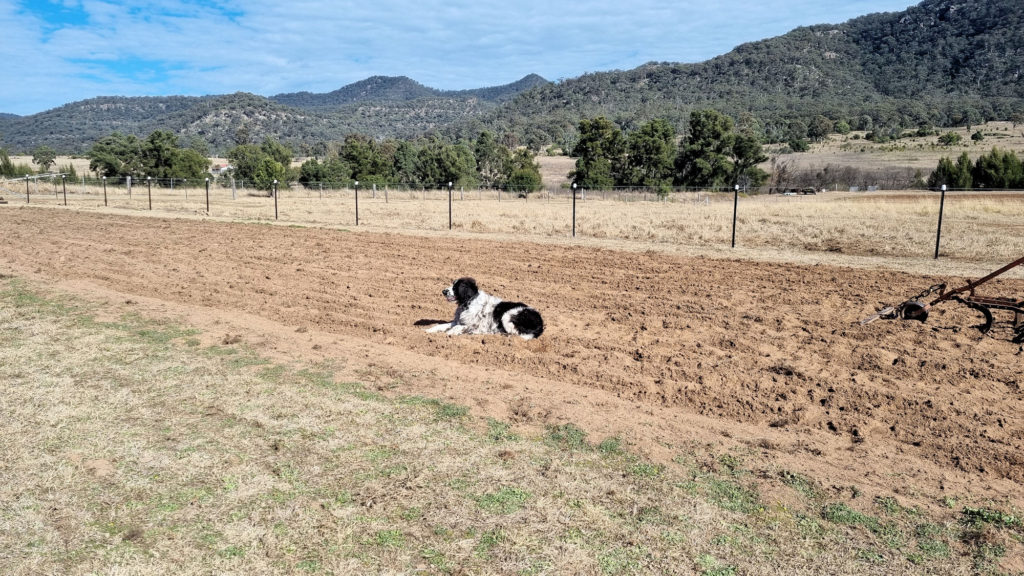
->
(1, 0, 918, 116)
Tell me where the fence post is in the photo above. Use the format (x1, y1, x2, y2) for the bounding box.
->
(62, 175, 67, 206)
(102, 176, 107, 206)
(731, 184, 739, 248)
(354, 180, 359, 225)
(147, 176, 152, 210)
(571, 182, 578, 238)
(448, 181, 453, 230)
(25, 177, 30, 204)
(273, 180, 279, 220)
(205, 177, 211, 214)
(934, 184, 947, 259)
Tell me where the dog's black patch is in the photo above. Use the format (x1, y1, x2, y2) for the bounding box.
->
(492, 301, 526, 333)
(492, 301, 544, 338)
(511, 307, 544, 338)
(453, 277, 479, 306)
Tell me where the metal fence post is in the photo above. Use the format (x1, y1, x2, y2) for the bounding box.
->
(62, 175, 67, 206)
(934, 184, 947, 259)
(448, 181, 453, 230)
(102, 176, 107, 206)
(354, 180, 359, 225)
(273, 180, 279, 220)
(731, 184, 739, 248)
(572, 182, 577, 238)
(205, 177, 211, 214)
(147, 176, 152, 210)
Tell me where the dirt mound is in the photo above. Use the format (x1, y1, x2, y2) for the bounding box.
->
(2, 207, 1022, 507)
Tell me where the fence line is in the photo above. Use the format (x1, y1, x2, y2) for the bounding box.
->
(2, 176, 1022, 261)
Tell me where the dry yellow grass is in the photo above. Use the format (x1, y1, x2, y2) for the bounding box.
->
(768, 121, 1024, 172)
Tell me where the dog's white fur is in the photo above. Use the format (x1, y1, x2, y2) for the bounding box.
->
(426, 277, 544, 340)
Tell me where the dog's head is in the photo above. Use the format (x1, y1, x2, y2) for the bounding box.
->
(442, 277, 478, 306)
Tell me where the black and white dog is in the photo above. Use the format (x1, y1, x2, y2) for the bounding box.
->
(426, 277, 544, 339)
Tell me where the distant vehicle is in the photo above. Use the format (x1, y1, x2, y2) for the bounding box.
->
(782, 190, 796, 196)
(800, 187, 818, 195)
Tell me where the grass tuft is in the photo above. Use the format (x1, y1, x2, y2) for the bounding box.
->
(476, 487, 530, 515)
(545, 423, 589, 451)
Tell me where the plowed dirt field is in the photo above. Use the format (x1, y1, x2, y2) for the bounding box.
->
(2, 206, 1022, 513)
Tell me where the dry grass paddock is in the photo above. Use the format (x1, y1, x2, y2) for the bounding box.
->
(776, 121, 1024, 173)
(6, 178, 1023, 274)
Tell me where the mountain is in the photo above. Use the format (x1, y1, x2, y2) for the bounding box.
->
(2, 0, 1022, 155)
(0, 75, 549, 154)
(271, 76, 442, 108)
(271, 74, 548, 109)
(0, 95, 217, 153)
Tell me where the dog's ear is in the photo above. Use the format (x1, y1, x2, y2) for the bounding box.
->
(454, 277, 478, 305)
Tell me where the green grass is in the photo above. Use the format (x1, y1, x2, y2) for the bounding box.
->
(780, 470, 822, 501)
(596, 436, 624, 455)
(822, 502, 883, 532)
(545, 422, 590, 451)
(960, 506, 1022, 531)
(476, 487, 530, 515)
(486, 418, 519, 442)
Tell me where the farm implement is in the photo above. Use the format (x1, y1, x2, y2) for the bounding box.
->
(861, 256, 1024, 343)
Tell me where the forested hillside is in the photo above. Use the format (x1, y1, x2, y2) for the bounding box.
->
(271, 74, 549, 109)
(1, 0, 1021, 155)
(451, 0, 1024, 146)
(0, 76, 546, 154)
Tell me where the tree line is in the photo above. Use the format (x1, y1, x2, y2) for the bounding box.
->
(74, 128, 543, 193)
(928, 148, 1024, 190)
(10, 112, 1024, 195)
(295, 132, 542, 193)
(570, 110, 768, 191)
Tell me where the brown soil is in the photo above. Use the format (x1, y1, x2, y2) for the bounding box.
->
(2, 207, 1022, 513)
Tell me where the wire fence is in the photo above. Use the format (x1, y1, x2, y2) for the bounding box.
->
(2, 174, 1023, 265)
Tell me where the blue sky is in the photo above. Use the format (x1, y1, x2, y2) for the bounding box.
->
(1, 0, 917, 116)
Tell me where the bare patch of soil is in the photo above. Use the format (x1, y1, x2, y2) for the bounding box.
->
(2, 207, 1022, 513)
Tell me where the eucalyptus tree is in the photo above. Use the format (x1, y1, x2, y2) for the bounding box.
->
(570, 116, 625, 189)
(623, 119, 676, 188)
